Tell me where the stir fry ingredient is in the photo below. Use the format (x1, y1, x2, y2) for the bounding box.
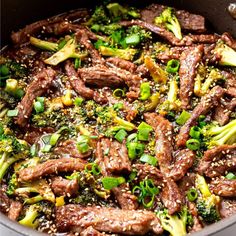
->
(0, 1, 236, 236)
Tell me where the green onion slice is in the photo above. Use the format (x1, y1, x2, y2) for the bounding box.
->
(102, 176, 125, 190)
(85, 163, 101, 176)
(114, 129, 127, 143)
(113, 88, 125, 98)
(189, 126, 201, 139)
(137, 122, 153, 141)
(74, 58, 81, 69)
(225, 172, 236, 180)
(140, 82, 151, 101)
(187, 188, 198, 202)
(74, 97, 84, 106)
(127, 142, 144, 159)
(166, 59, 180, 73)
(186, 139, 200, 150)
(140, 154, 157, 166)
(7, 109, 18, 117)
(176, 110, 191, 125)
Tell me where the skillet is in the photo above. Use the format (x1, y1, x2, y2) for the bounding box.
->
(0, 0, 236, 235)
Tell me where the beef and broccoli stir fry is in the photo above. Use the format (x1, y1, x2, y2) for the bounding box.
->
(0, 2, 236, 236)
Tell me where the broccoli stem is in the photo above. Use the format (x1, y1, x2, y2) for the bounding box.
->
(0, 153, 18, 180)
(30, 37, 58, 51)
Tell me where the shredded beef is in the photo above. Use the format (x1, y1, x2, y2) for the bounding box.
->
(18, 158, 86, 182)
(55, 205, 163, 235)
(176, 86, 225, 147)
(144, 113, 173, 175)
(51, 176, 79, 197)
(11, 9, 89, 44)
(211, 179, 236, 197)
(106, 57, 137, 73)
(169, 149, 195, 181)
(179, 45, 204, 109)
(198, 144, 236, 178)
(16, 67, 56, 127)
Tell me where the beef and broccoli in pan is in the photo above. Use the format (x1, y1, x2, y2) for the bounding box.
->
(0, 2, 236, 236)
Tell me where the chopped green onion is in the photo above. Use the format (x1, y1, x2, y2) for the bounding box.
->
(140, 82, 151, 101)
(34, 101, 44, 113)
(36, 97, 45, 103)
(0, 65, 10, 76)
(77, 135, 90, 153)
(74, 97, 84, 106)
(74, 58, 81, 69)
(85, 163, 101, 176)
(41, 134, 51, 144)
(102, 176, 125, 190)
(49, 133, 61, 146)
(114, 129, 127, 143)
(91, 24, 100, 32)
(42, 144, 52, 153)
(30, 144, 37, 156)
(128, 171, 137, 182)
(137, 122, 153, 141)
(58, 38, 67, 50)
(187, 188, 198, 202)
(166, 59, 180, 73)
(176, 110, 191, 125)
(189, 126, 201, 139)
(126, 133, 138, 143)
(125, 34, 140, 46)
(186, 139, 200, 150)
(127, 142, 144, 159)
(142, 194, 155, 208)
(14, 88, 25, 99)
(7, 109, 18, 117)
(140, 154, 157, 166)
(113, 88, 125, 98)
(113, 102, 123, 111)
(225, 172, 236, 180)
(142, 179, 159, 195)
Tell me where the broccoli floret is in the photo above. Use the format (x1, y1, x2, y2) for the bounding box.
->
(106, 2, 140, 19)
(0, 133, 28, 180)
(91, 23, 122, 35)
(157, 206, 188, 236)
(15, 179, 55, 204)
(195, 174, 220, 223)
(98, 45, 137, 60)
(86, 5, 110, 26)
(126, 25, 152, 42)
(30, 37, 58, 51)
(44, 37, 87, 66)
(18, 204, 40, 229)
(155, 7, 182, 40)
(214, 42, 236, 67)
(202, 119, 236, 148)
(6, 173, 18, 195)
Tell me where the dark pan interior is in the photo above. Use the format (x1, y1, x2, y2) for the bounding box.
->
(0, 0, 236, 235)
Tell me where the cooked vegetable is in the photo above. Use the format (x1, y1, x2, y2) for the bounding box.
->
(155, 7, 182, 39)
(166, 59, 180, 73)
(202, 119, 236, 148)
(139, 82, 151, 101)
(195, 174, 221, 223)
(101, 176, 126, 190)
(30, 37, 58, 51)
(44, 38, 87, 65)
(98, 45, 137, 60)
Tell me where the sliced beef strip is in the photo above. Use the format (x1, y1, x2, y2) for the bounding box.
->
(65, 61, 107, 104)
(112, 183, 138, 210)
(179, 45, 204, 109)
(220, 199, 236, 218)
(120, 20, 218, 46)
(76, 30, 105, 65)
(198, 144, 236, 178)
(54, 139, 91, 159)
(55, 205, 163, 235)
(11, 9, 89, 44)
(0, 185, 22, 221)
(156, 46, 186, 62)
(8, 201, 23, 221)
(144, 113, 173, 176)
(213, 98, 236, 125)
(141, 4, 206, 32)
(211, 178, 236, 197)
(24, 126, 54, 145)
(80, 226, 108, 236)
(18, 158, 86, 182)
(187, 201, 203, 233)
(168, 149, 195, 181)
(176, 86, 225, 147)
(106, 57, 137, 74)
(78, 66, 125, 88)
(95, 139, 137, 210)
(160, 177, 183, 214)
(51, 176, 79, 197)
(223, 71, 236, 97)
(16, 67, 56, 127)
(221, 32, 236, 50)
(97, 138, 131, 175)
(133, 163, 163, 187)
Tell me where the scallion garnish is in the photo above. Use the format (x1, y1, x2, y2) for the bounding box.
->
(176, 110, 191, 125)
(166, 59, 180, 73)
(225, 172, 236, 180)
(114, 129, 127, 143)
(85, 163, 101, 176)
(140, 154, 157, 166)
(127, 142, 144, 159)
(187, 188, 198, 202)
(139, 82, 151, 101)
(186, 139, 200, 150)
(137, 122, 153, 141)
(113, 88, 125, 98)
(102, 176, 126, 190)
(189, 126, 201, 140)
(7, 109, 18, 117)
(77, 135, 90, 153)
